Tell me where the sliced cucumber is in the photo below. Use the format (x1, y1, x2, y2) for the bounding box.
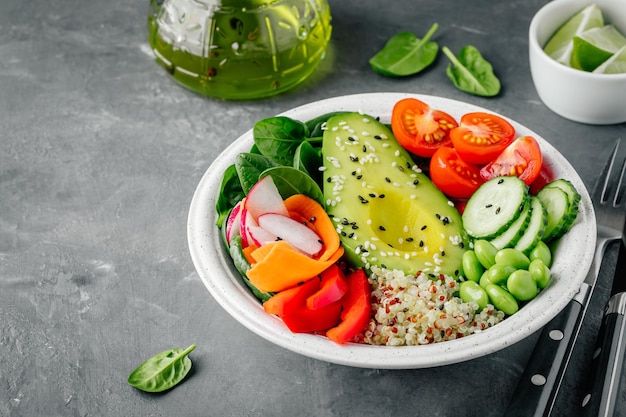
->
(514, 196, 548, 255)
(536, 186, 571, 241)
(543, 179, 581, 238)
(462, 176, 529, 239)
(489, 200, 531, 250)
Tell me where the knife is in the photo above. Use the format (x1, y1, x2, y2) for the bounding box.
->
(579, 240, 626, 417)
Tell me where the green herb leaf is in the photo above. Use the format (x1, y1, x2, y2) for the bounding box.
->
(215, 164, 245, 228)
(229, 235, 274, 302)
(442, 45, 501, 97)
(261, 166, 325, 205)
(369, 24, 439, 77)
(235, 152, 278, 194)
(128, 344, 196, 393)
(253, 116, 309, 166)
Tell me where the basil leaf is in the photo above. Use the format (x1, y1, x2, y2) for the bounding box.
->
(253, 116, 308, 166)
(128, 344, 196, 393)
(369, 24, 439, 77)
(442, 45, 501, 97)
(262, 166, 324, 205)
(215, 164, 245, 228)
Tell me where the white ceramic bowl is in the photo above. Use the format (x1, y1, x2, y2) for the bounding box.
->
(529, 0, 626, 124)
(188, 93, 595, 369)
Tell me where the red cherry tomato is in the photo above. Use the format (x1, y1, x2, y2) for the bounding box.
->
(430, 146, 484, 199)
(450, 112, 516, 165)
(480, 136, 543, 186)
(391, 98, 458, 158)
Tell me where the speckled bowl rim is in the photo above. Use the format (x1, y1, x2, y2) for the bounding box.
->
(187, 92, 596, 369)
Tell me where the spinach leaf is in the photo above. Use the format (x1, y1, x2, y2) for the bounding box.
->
(253, 116, 309, 166)
(215, 164, 245, 228)
(128, 344, 196, 393)
(262, 166, 324, 204)
(305, 111, 349, 138)
(294, 141, 323, 186)
(442, 45, 501, 97)
(229, 235, 273, 302)
(235, 152, 277, 194)
(369, 24, 439, 77)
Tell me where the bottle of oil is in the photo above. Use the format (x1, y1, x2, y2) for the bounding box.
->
(147, 0, 332, 100)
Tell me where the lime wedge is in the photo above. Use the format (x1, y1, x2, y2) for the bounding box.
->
(544, 4, 604, 65)
(571, 25, 626, 71)
(593, 45, 626, 74)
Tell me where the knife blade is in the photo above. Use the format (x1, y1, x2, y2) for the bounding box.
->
(580, 239, 626, 417)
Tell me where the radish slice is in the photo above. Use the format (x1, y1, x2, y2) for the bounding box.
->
(257, 213, 323, 256)
(246, 175, 289, 220)
(239, 203, 258, 248)
(225, 200, 243, 244)
(247, 225, 279, 247)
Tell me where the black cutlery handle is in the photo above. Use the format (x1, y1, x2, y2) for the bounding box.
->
(504, 296, 584, 417)
(580, 292, 626, 417)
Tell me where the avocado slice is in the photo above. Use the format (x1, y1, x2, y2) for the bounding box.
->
(322, 112, 467, 277)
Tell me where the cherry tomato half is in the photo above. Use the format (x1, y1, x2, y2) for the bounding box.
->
(480, 136, 543, 186)
(391, 98, 458, 158)
(450, 112, 516, 165)
(430, 146, 484, 199)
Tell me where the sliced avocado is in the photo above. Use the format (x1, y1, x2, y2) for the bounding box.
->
(322, 112, 468, 277)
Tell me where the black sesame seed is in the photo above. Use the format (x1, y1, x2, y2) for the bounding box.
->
(358, 195, 369, 204)
(498, 178, 504, 184)
(496, 207, 501, 214)
(348, 233, 354, 238)
(413, 179, 420, 185)
(341, 231, 347, 236)
(356, 175, 363, 180)
(374, 135, 382, 140)
(460, 242, 465, 249)
(486, 204, 493, 208)
(362, 145, 367, 152)
(398, 166, 404, 172)
(381, 263, 387, 269)
(379, 194, 385, 198)
(351, 224, 359, 229)
(406, 237, 414, 242)
(435, 213, 441, 219)
(348, 136, 356, 141)
(318, 239, 323, 244)
(419, 240, 424, 247)
(309, 216, 316, 222)
(385, 177, 391, 183)
(351, 171, 357, 176)
(442, 217, 450, 225)
(326, 177, 331, 182)
(341, 218, 349, 225)
(350, 155, 359, 162)
(421, 225, 427, 230)
(441, 250, 446, 256)
(369, 193, 376, 198)
(379, 225, 386, 231)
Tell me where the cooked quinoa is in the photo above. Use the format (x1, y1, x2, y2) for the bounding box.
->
(361, 266, 505, 346)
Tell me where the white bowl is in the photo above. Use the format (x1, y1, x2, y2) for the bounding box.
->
(529, 0, 626, 124)
(187, 93, 595, 369)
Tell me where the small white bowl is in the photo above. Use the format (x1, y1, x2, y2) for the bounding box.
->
(529, 0, 626, 125)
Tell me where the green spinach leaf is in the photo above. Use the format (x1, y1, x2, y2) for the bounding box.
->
(294, 141, 323, 186)
(128, 344, 196, 393)
(253, 116, 309, 166)
(235, 153, 278, 194)
(442, 45, 501, 97)
(262, 166, 324, 204)
(369, 24, 439, 77)
(229, 235, 273, 302)
(215, 164, 245, 228)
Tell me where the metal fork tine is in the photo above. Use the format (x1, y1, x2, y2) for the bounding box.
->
(600, 138, 621, 204)
(613, 155, 626, 208)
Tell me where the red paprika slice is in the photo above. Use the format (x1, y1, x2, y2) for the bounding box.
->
(306, 265, 349, 310)
(326, 269, 372, 344)
(263, 278, 342, 333)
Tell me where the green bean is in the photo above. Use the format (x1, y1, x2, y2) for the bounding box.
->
(462, 250, 484, 282)
(459, 280, 489, 310)
(529, 259, 552, 289)
(507, 270, 538, 301)
(485, 284, 519, 315)
(529, 241, 552, 267)
(494, 248, 530, 270)
(474, 240, 498, 269)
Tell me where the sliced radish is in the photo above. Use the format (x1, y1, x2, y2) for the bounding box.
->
(246, 175, 289, 220)
(239, 201, 258, 248)
(225, 200, 243, 244)
(257, 213, 323, 256)
(247, 225, 279, 247)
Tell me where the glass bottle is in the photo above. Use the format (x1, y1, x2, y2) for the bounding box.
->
(147, 0, 332, 100)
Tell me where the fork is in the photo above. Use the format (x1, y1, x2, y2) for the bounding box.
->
(504, 138, 626, 417)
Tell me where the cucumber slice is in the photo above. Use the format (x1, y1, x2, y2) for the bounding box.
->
(514, 196, 548, 255)
(543, 179, 581, 238)
(536, 186, 571, 241)
(462, 176, 529, 239)
(489, 200, 531, 250)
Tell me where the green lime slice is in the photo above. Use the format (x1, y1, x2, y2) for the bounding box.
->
(571, 25, 626, 71)
(544, 4, 604, 65)
(593, 45, 626, 74)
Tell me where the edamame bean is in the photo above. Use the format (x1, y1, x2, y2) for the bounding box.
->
(483, 264, 516, 286)
(507, 270, 538, 301)
(494, 248, 530, 270)
(462, 250, 484, 283)
(529, 241, 552, 267)
(529, 259, 552, 289)
(474, 240, 498, 269)
(459, 281, 489, 310)
(485, 284, 519, 315)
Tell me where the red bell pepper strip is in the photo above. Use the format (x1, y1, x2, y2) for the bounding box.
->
(306, 265, 349, 310)
(326, 268, 372, 344)
(263, 278, 342, 333)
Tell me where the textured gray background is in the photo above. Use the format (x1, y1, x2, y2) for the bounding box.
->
(1, 0, 625, 416)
